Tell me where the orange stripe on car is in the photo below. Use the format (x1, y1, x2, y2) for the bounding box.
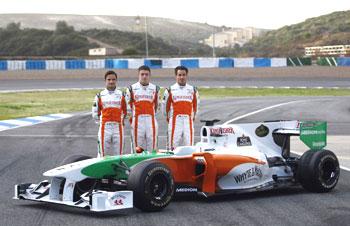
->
(157, 152, 265, 193)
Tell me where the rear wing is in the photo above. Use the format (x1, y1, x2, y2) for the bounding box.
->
(273, 128, 300, 136)
(299, 121, 327, 151)
(273, 121, 327, 153)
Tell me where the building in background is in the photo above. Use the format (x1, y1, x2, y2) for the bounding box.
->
(204, 27, 263, 48)
(305, 45, 350, 57)
(89, 47, 119, 56)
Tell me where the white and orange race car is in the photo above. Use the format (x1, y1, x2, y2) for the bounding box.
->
(14, 120, 340, 212)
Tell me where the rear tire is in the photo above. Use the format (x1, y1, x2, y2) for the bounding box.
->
(298, 150, 340, 193)
(127, 161, 174, 212)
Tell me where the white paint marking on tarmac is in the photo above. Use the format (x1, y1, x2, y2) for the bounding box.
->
(1, 119, 33, 126)
(0, 114, 73, 132)
(26, 116, 57, 121)
(80, 112, 93, 116)
(223, 100, 309, 124)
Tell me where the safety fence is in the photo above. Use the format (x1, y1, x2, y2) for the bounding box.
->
(0, 57, 349, 71)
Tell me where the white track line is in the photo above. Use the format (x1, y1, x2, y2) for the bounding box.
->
(223, 100, 350, 172)
(223, 100, 308, 124)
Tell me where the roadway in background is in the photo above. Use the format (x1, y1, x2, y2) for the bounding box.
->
(1, 66, 350, 90)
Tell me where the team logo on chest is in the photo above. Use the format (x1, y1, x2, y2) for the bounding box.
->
(173, 94, 192, 102)
(134, 93, 154, 101)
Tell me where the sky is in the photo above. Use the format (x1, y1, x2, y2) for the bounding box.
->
(0, 0, 349, 29)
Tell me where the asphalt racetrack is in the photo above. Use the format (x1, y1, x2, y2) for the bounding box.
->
(1, 67, 350, 225)
(1, 66, 350, 90)
(1, 97, 350, 226)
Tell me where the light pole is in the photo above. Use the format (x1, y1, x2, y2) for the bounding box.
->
(135, 16, 149, 58)
(212, 26, 216, 57)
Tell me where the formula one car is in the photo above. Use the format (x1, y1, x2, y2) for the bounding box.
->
(14, 120, 340, 212)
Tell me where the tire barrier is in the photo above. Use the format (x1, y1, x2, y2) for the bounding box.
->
(337, 57, 350, 66)
(0, 57, 348, 71)
(218, 58, 234, 68)
(180, 59, 199, 68)
(65, 60, 85, 70)
(254, 58, 271, 67)
(26, 60, 46, 70)
(234, 58, 254, 68)
(317, 57, 338, 66)
(0, 60, 7, 71)
(105, 59, 128, 69)
(144, 59, 162, 69)
(287, 57, 312, 66)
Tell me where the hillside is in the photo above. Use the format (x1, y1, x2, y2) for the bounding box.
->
(0, 14, 225, 44)
(0, 22, 98, 56)
(81, 29, 179, 56)
(0, 21, 212, 57)
(238, 10, 350, 57)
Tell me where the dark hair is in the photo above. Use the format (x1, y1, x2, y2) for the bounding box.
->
(138, 65, 151, 72)
(175, 65, 188, 75)
(104, 70, 117, 80)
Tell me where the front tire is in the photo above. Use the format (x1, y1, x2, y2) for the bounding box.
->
(127, 161, 174, 212)
(298, 150, 340, 193)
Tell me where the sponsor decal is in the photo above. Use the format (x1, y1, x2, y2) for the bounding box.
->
(312, 141, 326, 147)
(237, 135, 252, 146)
(175, 187, 198, 193)
(114, 199, 123, 205)
(110, 194, 126, 206)
(172, 95, 193, 101)
(210, 127, 234, 136)
(234, 166, 263, 183)
(135, 94, 153, 100)
(255, 124, 269, 137)
(103, 100, 121, 106)
(300, 130, 326, 135)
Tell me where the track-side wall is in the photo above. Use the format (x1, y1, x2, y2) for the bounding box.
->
(0, 57, 349, 71)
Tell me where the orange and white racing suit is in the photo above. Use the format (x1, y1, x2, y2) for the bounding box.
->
(126, 82, 160, 152)
(92, 88, 127, 157)
(163, 83, 199, 150)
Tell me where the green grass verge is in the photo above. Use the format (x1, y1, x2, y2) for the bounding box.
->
(0, 88, 349, 120)
(0, 90, 98, 120)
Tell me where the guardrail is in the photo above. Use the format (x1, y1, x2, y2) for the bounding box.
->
(0, 57, 349, 71)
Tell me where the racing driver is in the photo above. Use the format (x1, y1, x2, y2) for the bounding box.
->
(92, 70, 127, 157)
(126, 65, 160, 152)
(163, 65, 199, 150)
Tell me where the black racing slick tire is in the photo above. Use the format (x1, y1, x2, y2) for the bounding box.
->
(60, 155, 96, 201)
(298, 150, 340, 193)
(127, 161, 174, 212)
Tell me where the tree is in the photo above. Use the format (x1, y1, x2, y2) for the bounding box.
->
(55, 21, 75, 35)
(6, 22, 21, 32)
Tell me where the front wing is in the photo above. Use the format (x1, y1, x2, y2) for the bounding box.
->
(14, 180, 133, 212)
